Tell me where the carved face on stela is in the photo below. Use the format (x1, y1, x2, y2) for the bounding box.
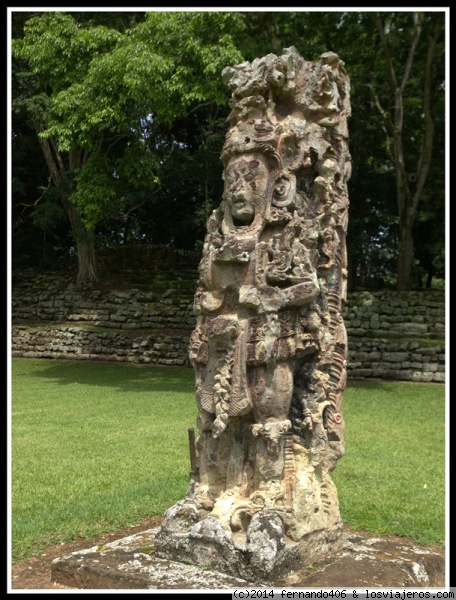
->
(223, 153, 269, 224)
(221, 147, 287, 237)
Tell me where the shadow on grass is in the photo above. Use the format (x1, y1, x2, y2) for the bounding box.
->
(13, 358, 444, 396)
(12, 357, 195, 394)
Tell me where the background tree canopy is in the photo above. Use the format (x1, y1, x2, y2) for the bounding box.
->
(10, 10, 446, 290)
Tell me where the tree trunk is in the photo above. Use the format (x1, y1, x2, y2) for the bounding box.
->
(75, 234, 98, 286)
(66, 203, 98, 285)
(396, 214, 415, 291)
(374, 12, 443, 291)
(425, 260, 435, 288)
(34, 129, 98, 285)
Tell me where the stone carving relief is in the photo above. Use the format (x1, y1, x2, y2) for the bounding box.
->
(155, 46, 351, 583)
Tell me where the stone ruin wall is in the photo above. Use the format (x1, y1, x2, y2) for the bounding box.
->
(11, 280, 445, 383)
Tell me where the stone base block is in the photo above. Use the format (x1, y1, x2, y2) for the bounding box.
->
(154, 509, 344, 584)
(50, 525, 446, 590)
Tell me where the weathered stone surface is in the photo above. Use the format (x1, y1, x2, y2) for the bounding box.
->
(155, 46, 352, 581)
(50, 526, 446, 590)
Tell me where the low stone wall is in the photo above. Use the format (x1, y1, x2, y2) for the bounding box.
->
(11, 273, 445, 383)
(347, 338, 445, 383)
(344, 291, 445, 383)
(11, 276, 196, 331)
(12, 324, 191, 366)
(344, 290, 445, 338)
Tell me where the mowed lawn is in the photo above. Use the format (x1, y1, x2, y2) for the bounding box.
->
(10, 357, 446, 563)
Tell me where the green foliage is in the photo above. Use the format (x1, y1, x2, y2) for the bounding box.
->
(128, 12, 245, 122)
(11, 11, 245, 268)
(148, 110, 229, 248)
(11, 10, 446, 287)
(13, 11, 244, 148)
(31, 197, 67, 231)
(13, 14, 122, 144)
(70, 152, 118, 230)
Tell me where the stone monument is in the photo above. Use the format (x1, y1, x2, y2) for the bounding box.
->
(154, 46, 351, 584)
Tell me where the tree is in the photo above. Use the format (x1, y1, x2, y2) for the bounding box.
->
(372, 11, 445, 290)
(12, 12, 127, 283)
(12, 11, 446, 289)
(12, 11, 244, 284)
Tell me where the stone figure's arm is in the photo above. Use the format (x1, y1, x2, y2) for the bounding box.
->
(239, 278, 319, 313)
(236, 240, 319, 312)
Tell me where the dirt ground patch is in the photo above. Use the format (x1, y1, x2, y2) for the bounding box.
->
(10, 516, 164, 590)
(10, 518, 446, 591)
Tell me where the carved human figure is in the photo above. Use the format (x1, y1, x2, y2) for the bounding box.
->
(192, 151, 274, 440)
(186, 145, 334, 536)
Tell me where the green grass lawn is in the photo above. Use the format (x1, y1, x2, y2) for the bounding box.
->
(10, 357, 446, 563)
(332, 379, 446, 546)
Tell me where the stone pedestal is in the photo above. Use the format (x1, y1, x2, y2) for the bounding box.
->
(50, 525, 446, 589)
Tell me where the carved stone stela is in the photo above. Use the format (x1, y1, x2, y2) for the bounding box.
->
(154, 46, 351, 583)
